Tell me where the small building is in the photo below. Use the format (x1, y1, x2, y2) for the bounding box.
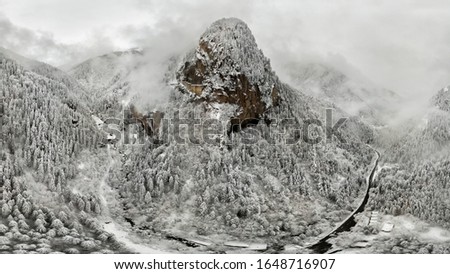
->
(350, 241, 371, 248)
(224, 241, 249, 248)
(381, 222, 394, 233)
(182, 81, 204, 96)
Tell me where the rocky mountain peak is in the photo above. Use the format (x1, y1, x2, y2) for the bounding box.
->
(197, 18, 267, 84)
(178, 18, 281, 129)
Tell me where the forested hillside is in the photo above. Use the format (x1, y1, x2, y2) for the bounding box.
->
(67, 49, 144, 115)
(384, 86, 450, 164)
(369, 158, 450, 228)
(111, 18, 375, 244)
(367, 85, 450, 236)
(1, 16, 448, 254)
(284, 62, 400, 126)
(0, 53, 127, 253)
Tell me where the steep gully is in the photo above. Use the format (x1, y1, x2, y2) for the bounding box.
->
(308, 147, 381, 253)
(99, 147, 163, 253)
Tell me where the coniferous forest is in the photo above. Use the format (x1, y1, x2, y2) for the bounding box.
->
(1, 16, 450, 254)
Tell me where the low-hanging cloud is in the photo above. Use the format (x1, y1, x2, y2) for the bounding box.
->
(117, 0, 256, 110)
(1, 0, 450, 112)
(122, 0, 450, 110)
(0, 13, 116, 67)
(0, 14, 68, 64)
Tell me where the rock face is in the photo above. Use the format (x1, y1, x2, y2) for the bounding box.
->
(178, 18, 281, 130)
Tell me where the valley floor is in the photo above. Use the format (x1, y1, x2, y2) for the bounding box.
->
(56, 145, 450, 254)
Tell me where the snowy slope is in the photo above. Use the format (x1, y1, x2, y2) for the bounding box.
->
(284, 62, 400, 125)
(1, 46, 80, 88)
(0, 50, 125, 253)
(386, 86, 450, 163)
(67, 48, 143, 98)
(0, 46, 92, 109)
(117, 18, 375, 242)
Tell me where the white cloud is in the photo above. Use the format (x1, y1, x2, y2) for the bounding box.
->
(0, 0, 449, 103)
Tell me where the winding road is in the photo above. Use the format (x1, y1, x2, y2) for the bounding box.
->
(308, 147, 381, 253)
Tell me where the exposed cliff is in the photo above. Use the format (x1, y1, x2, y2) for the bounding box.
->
(178, 18, 281, 130)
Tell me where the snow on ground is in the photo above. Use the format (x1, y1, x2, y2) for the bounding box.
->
(102, 222, 165, 254)
(71, 188, 81, 195)
(333, 213, 450, 253)
(22, 171, 65, 211)
(386, 215, 450, 243)
(331, 175, 346, 191)
(98, 147, 171, 254)
(418, 117, 429, 130)
(67, 150, 109, 196)
(91, 115, 104, 128)
(421, 227, 450, 242)
(374, 162, 398, 180)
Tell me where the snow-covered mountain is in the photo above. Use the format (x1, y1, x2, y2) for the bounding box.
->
(386, 85, 450, 163)
(0, 47, 93, 110)
(284, 62, 400, 125)
(3, 17, 450, 255)
(369, 86, 450, 235)
(62, 48, 150, 116)
(177, 18, 282, 129)
(1, 47, 85, 94)
(115, 18, 375, 244)
(0, 49, 128, 253)
(67, 48, 143, 99)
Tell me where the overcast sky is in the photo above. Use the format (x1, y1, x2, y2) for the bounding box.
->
(0, 0, 449, 100)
